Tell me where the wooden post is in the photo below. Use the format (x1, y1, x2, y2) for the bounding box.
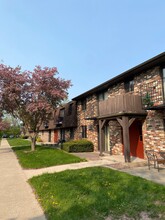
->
(99, 120, 103, 156)
(122, 116, 130, 162)
(99, 119, 106, 156)
(117, 116, 135, 162)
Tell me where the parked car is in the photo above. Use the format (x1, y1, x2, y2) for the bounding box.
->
(2, 134, 8, 138)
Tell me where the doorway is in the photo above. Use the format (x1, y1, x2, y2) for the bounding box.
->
(54, 130, 58, 143)
(129, 120, 144, 159)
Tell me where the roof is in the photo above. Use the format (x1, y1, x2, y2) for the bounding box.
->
(72, 52, 165, 100)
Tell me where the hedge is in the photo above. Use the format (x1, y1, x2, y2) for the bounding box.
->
(62, 139, 94, 152)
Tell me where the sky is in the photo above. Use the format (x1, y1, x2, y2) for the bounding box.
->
(0, 0, 165, 100)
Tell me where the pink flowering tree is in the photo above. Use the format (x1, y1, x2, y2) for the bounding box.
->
(0, 64, 71, 150)
(0, 120, 10, 131)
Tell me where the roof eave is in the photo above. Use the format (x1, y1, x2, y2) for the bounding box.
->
(72, 52, 165, 101)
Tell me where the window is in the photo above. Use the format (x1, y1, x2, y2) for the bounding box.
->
(163, 68, 165, 99)
(163, 119, 165, 131)
(70, 128, 74, 139)
(81, 125, 87, 138)
(60, 129, 65, 141)
(59, 108, 65, 118)
(68, 103, 73, 115)
(44, 121, 49, 129)
(48, 130, 51, 142)
(81, 99, 86, 110)
(124, 79, 134, 92)
(98, 91, 108, 101)
(98, 93, 104, 101)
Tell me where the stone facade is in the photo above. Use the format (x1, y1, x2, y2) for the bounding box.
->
(74, 95, 99, 150)
(75, 65, 165, 155)
(108, 120, 123, 155)
(38, 130, 55, 143)
(143, 110, 165, 151)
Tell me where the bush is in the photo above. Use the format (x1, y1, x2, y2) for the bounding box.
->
(63, 139, 94, 152)
(20, 135, 29, 139)
(36, 136, 43, 142)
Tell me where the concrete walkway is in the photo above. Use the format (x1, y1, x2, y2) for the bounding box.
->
(24, 152, 147, 179)
(24, 151, 165, 186)
(0, 139, 46, 220)
(122, 166, 165, 185)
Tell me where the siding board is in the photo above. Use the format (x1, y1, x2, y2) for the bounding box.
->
(99, 94, 145, 117)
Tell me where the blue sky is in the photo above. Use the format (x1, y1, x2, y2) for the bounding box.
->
(0, 0, 165, 100)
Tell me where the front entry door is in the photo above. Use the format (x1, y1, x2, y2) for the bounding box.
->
(129, 120, 144, 159)
(54, 130, 58, 143)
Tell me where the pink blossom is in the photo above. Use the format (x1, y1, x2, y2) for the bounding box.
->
(0, 64, 71, 150)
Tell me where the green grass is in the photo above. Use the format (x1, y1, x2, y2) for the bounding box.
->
(7, 138, 85, 169)
(7, 138, 31, 147)
(29, 167, 165, 220)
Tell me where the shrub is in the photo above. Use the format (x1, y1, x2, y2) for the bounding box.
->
(63, 139, 94, 152)
(36, 136, 43, 142)
(20, 135, 29, 139)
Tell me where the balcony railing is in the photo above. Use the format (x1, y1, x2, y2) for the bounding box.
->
(99, 94, 145, 117)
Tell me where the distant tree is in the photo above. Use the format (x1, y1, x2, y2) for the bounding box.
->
(0, 64, 71, 150)
(0, 119, 10, 131)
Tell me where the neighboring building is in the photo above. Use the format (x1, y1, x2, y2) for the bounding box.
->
(38, 101, 77, 143)
(40, 52, 165, 162)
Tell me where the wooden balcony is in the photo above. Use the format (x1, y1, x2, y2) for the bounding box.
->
(98, 94, 146, 117)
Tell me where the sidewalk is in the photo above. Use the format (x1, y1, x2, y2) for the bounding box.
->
(24, 151, 165, 186)
(24, 152, 147, 179)
(0, 139, 46, 220)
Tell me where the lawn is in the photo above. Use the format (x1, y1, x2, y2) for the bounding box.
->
(7, 138, 86, 169)
(29, 167, 165, 220)
(7, 138, 31, 147)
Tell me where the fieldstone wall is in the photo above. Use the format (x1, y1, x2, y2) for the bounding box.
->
(143, 110, 165, 151)
(108, 82, 124, 96)
(74, 95, 99, 150)
(108, 120, 123, 155)
(38, 130, 55, 143)
(135, 66, 163, 106)
(38, 131, 48, 142)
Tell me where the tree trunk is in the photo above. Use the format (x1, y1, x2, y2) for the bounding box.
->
(30, 134, 37, 151)
(31, 138, 36, 151)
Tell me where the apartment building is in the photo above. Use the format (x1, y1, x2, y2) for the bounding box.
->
(38, 101, 77, 143)
(40, 53, 165, 162)
(73, 53, 165, 162)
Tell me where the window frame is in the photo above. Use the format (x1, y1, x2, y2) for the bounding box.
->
(68, 103, 73, 115)
(81, 125, 87, 138)
(69, 128, 74, 139)
(81, 99, 86, 111)
(124, 79, 134, 92)
(97, 91, 108, 101)
(162, 68, 165, 100)
(59, 108, 65, 118)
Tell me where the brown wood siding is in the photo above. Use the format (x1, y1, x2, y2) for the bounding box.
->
(99, 94, 145, 117)
(39, 101, 77, 131)
(54, 101, 77, 128)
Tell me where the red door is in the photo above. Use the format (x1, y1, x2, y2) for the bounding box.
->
(129, 120, 144, 159)
(54, 130, 58, 143)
